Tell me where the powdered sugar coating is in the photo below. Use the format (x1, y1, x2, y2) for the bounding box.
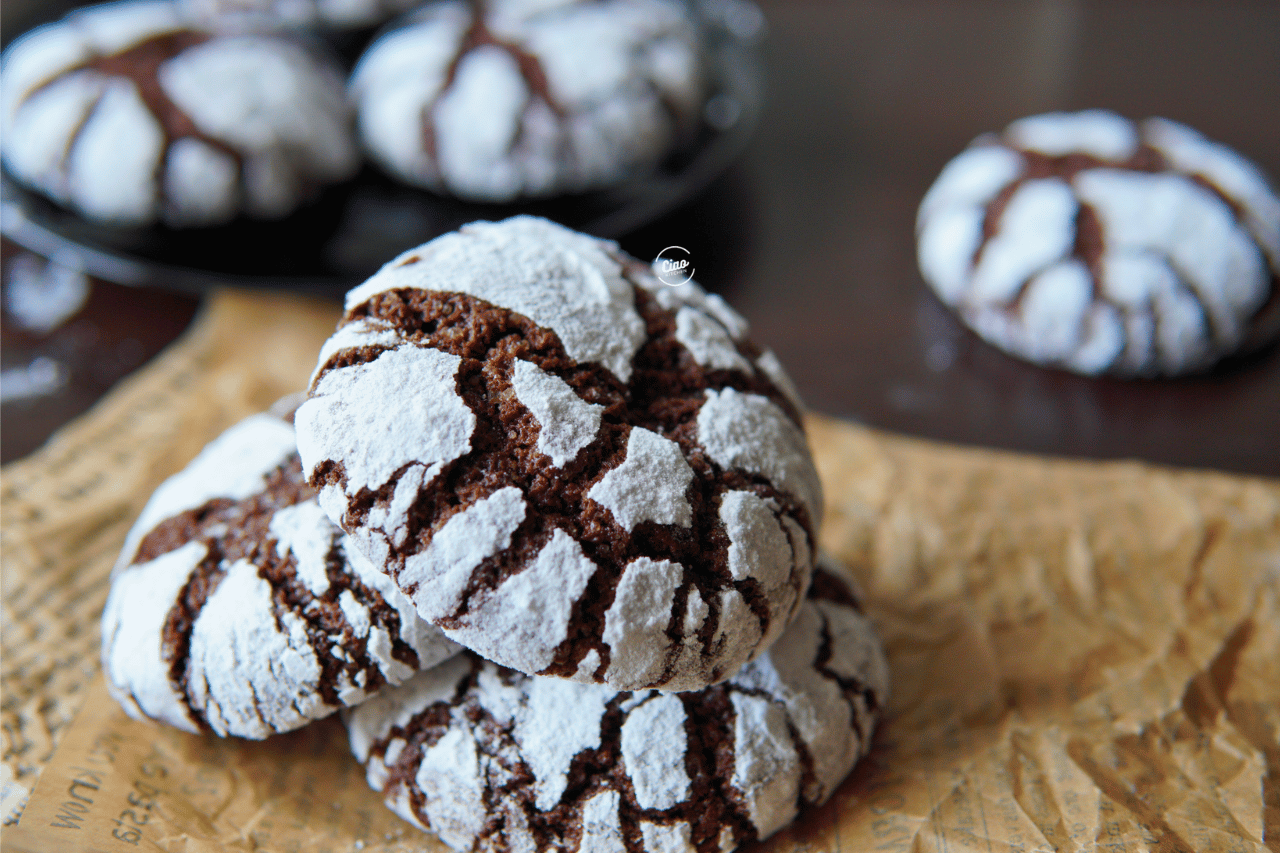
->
(969, 178, 1077, 304)
(69, 77, 165, 222)
(181, 0, 418, 30)
(728, 691, 799, 836)
(304, 216, 820, 693)
(349, 0, 704, 201)
(344, 560, 889, 853)
(102, 541, 208, 733)
(416, 720, 487, 847)
(341, 217, 647, 382)
(518, 675, 617, 809)
(620, 694, 690, 809)
(916, 110, 1280, 376)
(581, 790, 627, 853)
(674, 306, 754, 373)
(444, 529, 598, 675)
(1, 0, 358, 227)
(1075, 169, 1264, 345)
(696, 388, 823, 525)
(348, 654, 474, 772)
(115, 412, 297, 573)
(187, 557, 325, 735)
(917, 145, 1024, 226)
(602, 557, 683, 688)
(399, 486, 528, 619)
(642, 822, 693, 853)
(720, 492, 792, 595)
(310, 318, 405, 386)
(1005, 109, 1138, 161)
(630, 264, 751, 341)
(587, 428, 694, 531)
(101, 411, 460, 739)
(752, 349, 802, 411)
(708, 588, 761, 678)
(297, 345, 475, 497)
(732, 572, 890, 804)
(1143, 117, 1280, 269)
(270, 499, 335, 595)
(511, 359, 605, 466)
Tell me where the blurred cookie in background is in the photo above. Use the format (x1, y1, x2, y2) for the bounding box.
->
(1, 0, 360, 228)
(916, 110, 1280, 377)
(350, 0, 705, 202)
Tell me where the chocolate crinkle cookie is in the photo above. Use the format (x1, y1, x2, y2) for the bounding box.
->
(101, 410, 461, 740)
(916, 109, 1280, 376)
(0, 0, 359, 228)
(349, 0, 704, 202)
(344, 557, 889, 853)
(296, 216, 821, 693)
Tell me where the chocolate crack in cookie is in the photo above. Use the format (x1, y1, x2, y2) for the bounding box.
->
(916, 109, 1280, 376)
(296, 216, 822, 693)
(345, 557, 889, 853)
(101, 410, 460, 739)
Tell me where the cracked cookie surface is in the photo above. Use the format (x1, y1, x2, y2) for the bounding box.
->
(101, 410, 460, 739)
(916, 109, 1280, 376)
(345, 557, 889, 853)
(297, 216, 821, 692)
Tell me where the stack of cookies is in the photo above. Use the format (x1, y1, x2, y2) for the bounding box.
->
(102, 215, 890, 853)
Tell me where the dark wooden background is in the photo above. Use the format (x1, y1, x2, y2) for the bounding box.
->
(3, 0, 1278, 472)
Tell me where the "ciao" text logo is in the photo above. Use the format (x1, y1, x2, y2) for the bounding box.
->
(654, 246, 694, 286)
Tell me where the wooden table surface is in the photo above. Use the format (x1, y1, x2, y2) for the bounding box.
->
(3, 0, 1278, 473)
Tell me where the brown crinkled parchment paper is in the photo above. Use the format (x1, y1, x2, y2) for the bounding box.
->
(2, 289, 1277, 853)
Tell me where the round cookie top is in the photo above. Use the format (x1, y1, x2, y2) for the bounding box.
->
(349, 0, 704, 202)
(297, 216, 821, 693)
(1, 0, 359, 228)
(180, 0, 418, 31)
(916, 109, 1280, 376)
(345, 557, 889, 853)
(102, 410, 460, 740)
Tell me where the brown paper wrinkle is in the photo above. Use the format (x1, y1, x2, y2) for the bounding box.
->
(3, 288, 1279, 852)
